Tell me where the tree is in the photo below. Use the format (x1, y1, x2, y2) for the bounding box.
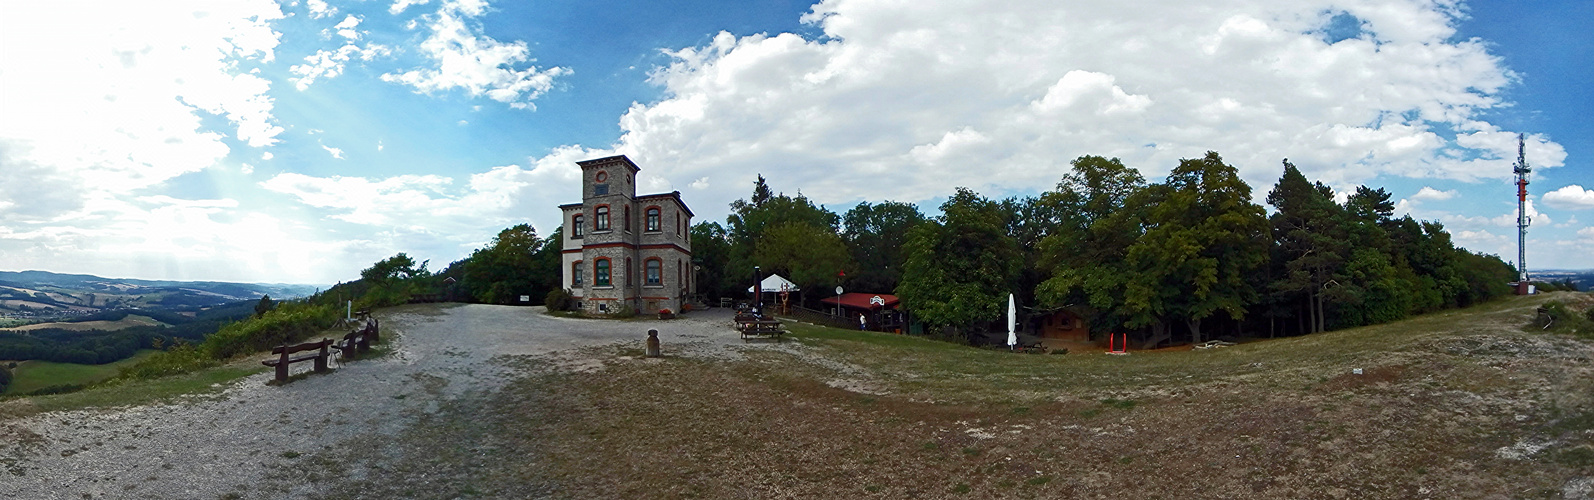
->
(1266, 160, 1347, 334)
(841, 201, 925, 293)
(754, 222, 854, 300)
(1124, 152, 1269, 344)
(0, 362, 11, 392)
(897, 188, 1022, 336)
(690, 222, 734, 300)
(361, 253, 427, 284)
(254, 295, 275, 318)
(1036, 156, 1149, 336)
(724, 176, 841, 304)
(462, 224, 550, 304)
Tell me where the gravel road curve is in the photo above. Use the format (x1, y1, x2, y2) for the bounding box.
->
(0, 304, 749, 499)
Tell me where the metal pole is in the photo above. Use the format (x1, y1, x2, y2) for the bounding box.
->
(1514, 133, 1531, 286)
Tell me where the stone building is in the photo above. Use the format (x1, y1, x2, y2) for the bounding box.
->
(558, 155, 694, 314)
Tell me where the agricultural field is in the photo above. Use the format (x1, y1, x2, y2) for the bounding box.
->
(1, 315, 165, 333)
(1, 350, 158, 396)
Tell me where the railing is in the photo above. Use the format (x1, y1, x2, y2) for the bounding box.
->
(777, 305, 857, 330)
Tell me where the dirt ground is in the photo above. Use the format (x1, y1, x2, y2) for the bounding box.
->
(1, 298, 1592, 499)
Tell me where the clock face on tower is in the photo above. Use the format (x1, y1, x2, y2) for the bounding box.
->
(595, 171, 608, 182)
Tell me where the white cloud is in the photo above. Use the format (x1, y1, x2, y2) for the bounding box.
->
(1411, 187, 1456, 201)
(380, 0, 570, 110)
(262, 145, 599, 234)
(377, 140, 385, 152)
(589, 0, 1564, 216)
(1543, 185, 1594, 210)
(240, 163, 255, 175)
(0, 0, 284, 219)
(307, 0, 336, 19)
(290, 43, 393, 91)
(1581, 227, 1594, 239)
(322, 145, 346, 159)
(389, 0, 434, 15)
(1488, 200, 1550, 228)
(261, 151, 274, 160)
(333, 15, 363, 40)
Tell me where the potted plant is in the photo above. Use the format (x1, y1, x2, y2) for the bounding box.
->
(658, 308, 675, 320)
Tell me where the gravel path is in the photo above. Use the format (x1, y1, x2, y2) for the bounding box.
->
(0, 304, 753, 499)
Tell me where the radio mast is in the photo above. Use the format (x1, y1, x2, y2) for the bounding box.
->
(1513, 133, 1531, 291)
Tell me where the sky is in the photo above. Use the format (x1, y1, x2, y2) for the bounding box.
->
(0, 0, 1590, 285)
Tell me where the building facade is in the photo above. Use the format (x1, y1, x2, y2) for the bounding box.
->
(558, 155, 694, 314)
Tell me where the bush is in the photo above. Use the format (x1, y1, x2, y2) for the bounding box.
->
(201, 302, 340, 360)
(545, 288, 574, 312)
(118, 342, 218, 381)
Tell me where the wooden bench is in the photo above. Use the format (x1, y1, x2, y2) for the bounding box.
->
(332, 317, 380, 362)
(262, 339, 333, 383)
(738, 318, 786, 340)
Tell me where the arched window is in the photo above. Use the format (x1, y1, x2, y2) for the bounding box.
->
(645, 258, 662, 285)
(645, 207, 661, 232)
(676, 213, 681, 235)
(572, 215, 584, 238)
(595, 259, 611, 286)
(595, 205, 610, 231)
(572, 261, 584, 286)
(626, 257, 633, 287)
(623, 205, 631, 232)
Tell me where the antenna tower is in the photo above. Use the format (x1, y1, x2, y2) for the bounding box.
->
(1513, 133, 1531, 285)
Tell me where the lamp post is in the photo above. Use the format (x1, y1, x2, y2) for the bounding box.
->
(752, 265, 761, 313)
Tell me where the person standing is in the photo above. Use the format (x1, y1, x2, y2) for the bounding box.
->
(858, 313, 867, 331)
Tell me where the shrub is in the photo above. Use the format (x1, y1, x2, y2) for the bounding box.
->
(545, 288, 574, 312)
(201, 302, 340, 360)
(118, 342, 218, 381)
(612, 304, 637, 319)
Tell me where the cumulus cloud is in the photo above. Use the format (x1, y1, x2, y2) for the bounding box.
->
(290, 42, 394, 91)
(333, 14, 363, 40)
(380, 0, 570, 110)
(592, 0, 1564, 216)
(1543, 185, 1594, 210)
(389, 0, 433, 15)
(322, 145, 346, 159)
(0, 0, 284, 212)
(1412, 187, 1457, 201)
(307, 0, 336, 19)
(263, 144, 600, 236)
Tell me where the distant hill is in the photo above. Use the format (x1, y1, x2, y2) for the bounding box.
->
(1535, 269, 1594, 291)
(0, 270, 319, 321)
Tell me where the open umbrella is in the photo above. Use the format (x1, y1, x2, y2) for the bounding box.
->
(1007, 293, 1017, 350)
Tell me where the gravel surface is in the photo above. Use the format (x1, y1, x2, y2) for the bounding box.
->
(0, 304, 754, 499)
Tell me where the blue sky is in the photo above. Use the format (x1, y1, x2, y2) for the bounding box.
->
(0, 0, 1589, 284)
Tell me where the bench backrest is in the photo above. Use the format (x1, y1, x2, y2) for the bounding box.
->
(272, 339, 330, 355)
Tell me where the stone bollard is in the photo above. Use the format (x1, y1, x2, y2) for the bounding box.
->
(645, 329, 661, 358)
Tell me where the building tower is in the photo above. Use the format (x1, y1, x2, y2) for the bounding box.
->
(1513, 133, 1532, 293)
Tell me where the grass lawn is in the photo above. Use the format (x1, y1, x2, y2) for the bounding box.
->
(502, 292, 1594, 499)
(2, 349, 160, 396)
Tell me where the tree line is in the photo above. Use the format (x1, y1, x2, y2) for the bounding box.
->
(687, 152, 1521, 346)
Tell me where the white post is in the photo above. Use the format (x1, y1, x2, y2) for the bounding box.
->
(347, 300, 352, 320)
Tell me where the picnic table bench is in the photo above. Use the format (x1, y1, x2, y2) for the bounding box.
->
(332, 316, 380, 362)
(738, 318, 786, 340)
(263, 338, 333, 383)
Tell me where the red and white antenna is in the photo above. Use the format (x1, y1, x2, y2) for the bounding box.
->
(1513, 133, 1532, 286)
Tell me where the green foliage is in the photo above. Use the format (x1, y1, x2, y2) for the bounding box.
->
(754, 222, 854, 293)
(1536, 300, 1593, 336)
(690, 222, 734, 299)
(898, 188, 1022, 332)
(461, 224, 561, 305)
(0, 362, 11, 391)
(545, 288, 574, 312)
(254, 294, 275, 317)
(200, 301, 341, 360)
(115, 342, 218, 381)
(725, 176, 841, 302)
(842, 201, 926, 293)
(362, 253, 428, 284)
